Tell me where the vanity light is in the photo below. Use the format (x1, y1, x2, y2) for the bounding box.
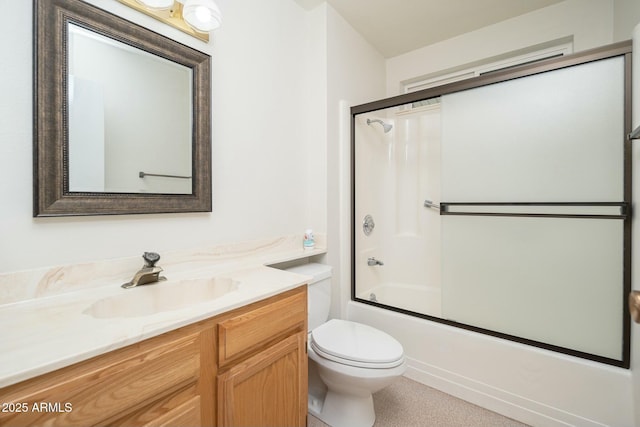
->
(136, 0, 174, 9)
(182, 0, 222, 32)
(118, 0, 222, 42)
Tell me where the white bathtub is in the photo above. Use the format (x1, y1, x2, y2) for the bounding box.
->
(346, 299, 634, 427)
(357, 282, 441, 317)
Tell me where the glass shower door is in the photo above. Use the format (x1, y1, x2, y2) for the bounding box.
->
(438, 55, 628, 364)
(352, 42, 632, 367)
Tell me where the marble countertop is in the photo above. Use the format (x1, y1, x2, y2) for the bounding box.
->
(0, 235, 325, 388)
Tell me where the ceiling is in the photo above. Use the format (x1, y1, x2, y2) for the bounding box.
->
(297, 0, 565, 58)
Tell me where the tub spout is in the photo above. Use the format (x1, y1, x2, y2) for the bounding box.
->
(367, 257, 384, 266)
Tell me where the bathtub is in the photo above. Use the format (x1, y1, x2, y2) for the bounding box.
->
(346, 299, 634, 427)
(357, 282, 441, 317)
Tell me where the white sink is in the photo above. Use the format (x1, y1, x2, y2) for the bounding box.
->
(84, 277, 240, 318)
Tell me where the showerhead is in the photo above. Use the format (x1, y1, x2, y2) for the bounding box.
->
(366, 118, 393, 133)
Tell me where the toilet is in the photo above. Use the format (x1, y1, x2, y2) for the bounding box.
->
(284, 263, 406, 427)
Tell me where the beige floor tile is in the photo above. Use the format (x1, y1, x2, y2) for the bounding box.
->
(308, 376, 529, 427)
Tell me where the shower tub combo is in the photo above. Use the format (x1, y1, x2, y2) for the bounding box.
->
(348, 42, 635, 427)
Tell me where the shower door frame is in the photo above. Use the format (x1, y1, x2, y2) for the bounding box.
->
(350, 40, 633, 368)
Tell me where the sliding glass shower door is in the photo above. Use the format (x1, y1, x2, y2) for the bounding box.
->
(352, 42, 632, 367)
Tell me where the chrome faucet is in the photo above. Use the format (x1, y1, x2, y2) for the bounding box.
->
(367, 257, 384, 266)
(122, 252, 167, 289)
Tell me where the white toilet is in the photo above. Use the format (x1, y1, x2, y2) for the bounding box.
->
(284, 263, 406, 427)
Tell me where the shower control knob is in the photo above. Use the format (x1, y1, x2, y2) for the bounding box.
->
(363, 215, 375, 236)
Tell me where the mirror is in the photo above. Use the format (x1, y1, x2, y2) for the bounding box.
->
(68, 24, 193, 195)
(34, 0, 211, 216)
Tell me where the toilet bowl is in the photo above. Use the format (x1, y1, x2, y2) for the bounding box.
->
(282, 263, 406, 427)
(308, 319, 406, 427)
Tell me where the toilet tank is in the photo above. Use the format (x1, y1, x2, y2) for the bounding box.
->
(283, 263, 332, 331)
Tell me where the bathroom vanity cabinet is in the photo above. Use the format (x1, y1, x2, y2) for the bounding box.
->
(0, 286, 308, 427)
(217, 286, 308, 426)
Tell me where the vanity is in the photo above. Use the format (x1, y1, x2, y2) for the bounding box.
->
(7, 2, 318, 425)
(0, 287, 307, 427)
(0, 236, 325, 427)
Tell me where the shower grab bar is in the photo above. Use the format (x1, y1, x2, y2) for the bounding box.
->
(423, 200, 441, 211)
(139, 171, 192, 180)
(439, 202, 628, 220)
(629, 125, 640, 140)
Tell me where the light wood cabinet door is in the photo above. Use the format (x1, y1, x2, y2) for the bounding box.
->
(0, 321, 216, 427)
(217, 332, 307, 427)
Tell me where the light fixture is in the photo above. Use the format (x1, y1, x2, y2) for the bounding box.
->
(182, 0, 222, 32)
(136, 0, 173, 9)
(119, 0, 222, 42)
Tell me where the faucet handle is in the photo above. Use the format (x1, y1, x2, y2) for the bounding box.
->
(142, 252, 161, 267)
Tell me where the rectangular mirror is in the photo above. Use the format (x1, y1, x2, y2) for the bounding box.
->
(34, 0, 211, 216)
(68, 24, 193, 194)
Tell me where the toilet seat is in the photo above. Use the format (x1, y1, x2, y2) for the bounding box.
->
(310, 319, 404, 369)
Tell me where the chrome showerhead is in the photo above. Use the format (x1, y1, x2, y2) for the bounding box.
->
(366, 118, 393, 133)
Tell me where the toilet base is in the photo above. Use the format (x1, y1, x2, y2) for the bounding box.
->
(314, 390, 375, 427)
(307, 337, 405, 427)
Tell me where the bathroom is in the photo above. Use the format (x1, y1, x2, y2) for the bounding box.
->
(2, 0, 640, 426)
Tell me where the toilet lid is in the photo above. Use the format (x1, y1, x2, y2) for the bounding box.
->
(310, 319, 404, 368)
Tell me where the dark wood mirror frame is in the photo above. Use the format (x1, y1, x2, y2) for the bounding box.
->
(33, 0, 212, 217)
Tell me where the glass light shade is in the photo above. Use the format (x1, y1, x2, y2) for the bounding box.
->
(136, 0, 174, 10)
(183, 0, 222, 32)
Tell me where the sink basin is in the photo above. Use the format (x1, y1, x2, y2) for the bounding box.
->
(84, 277, 240, 318)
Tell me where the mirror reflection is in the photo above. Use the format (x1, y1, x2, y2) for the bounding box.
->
(67, 23, 193, 194)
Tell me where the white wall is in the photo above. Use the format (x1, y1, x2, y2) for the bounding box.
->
(324, 4, 386, 319)
(386, 0, 616, 97)
(615, 0, 640, 42)
(0, 0, 324, 273)
(304, 3, 329, 257)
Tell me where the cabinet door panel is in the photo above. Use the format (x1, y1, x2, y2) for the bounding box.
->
(218, 290, 306, 367)
(218, 333, 307, 427)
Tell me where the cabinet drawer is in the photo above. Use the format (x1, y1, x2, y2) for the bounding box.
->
(150, 396, 201, 427)
(218, 288, 306, 367)
(110, 384, 201, 427)
(0, 332, 201, 427)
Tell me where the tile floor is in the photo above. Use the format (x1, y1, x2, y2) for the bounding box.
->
(307, 376, 529, 427)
